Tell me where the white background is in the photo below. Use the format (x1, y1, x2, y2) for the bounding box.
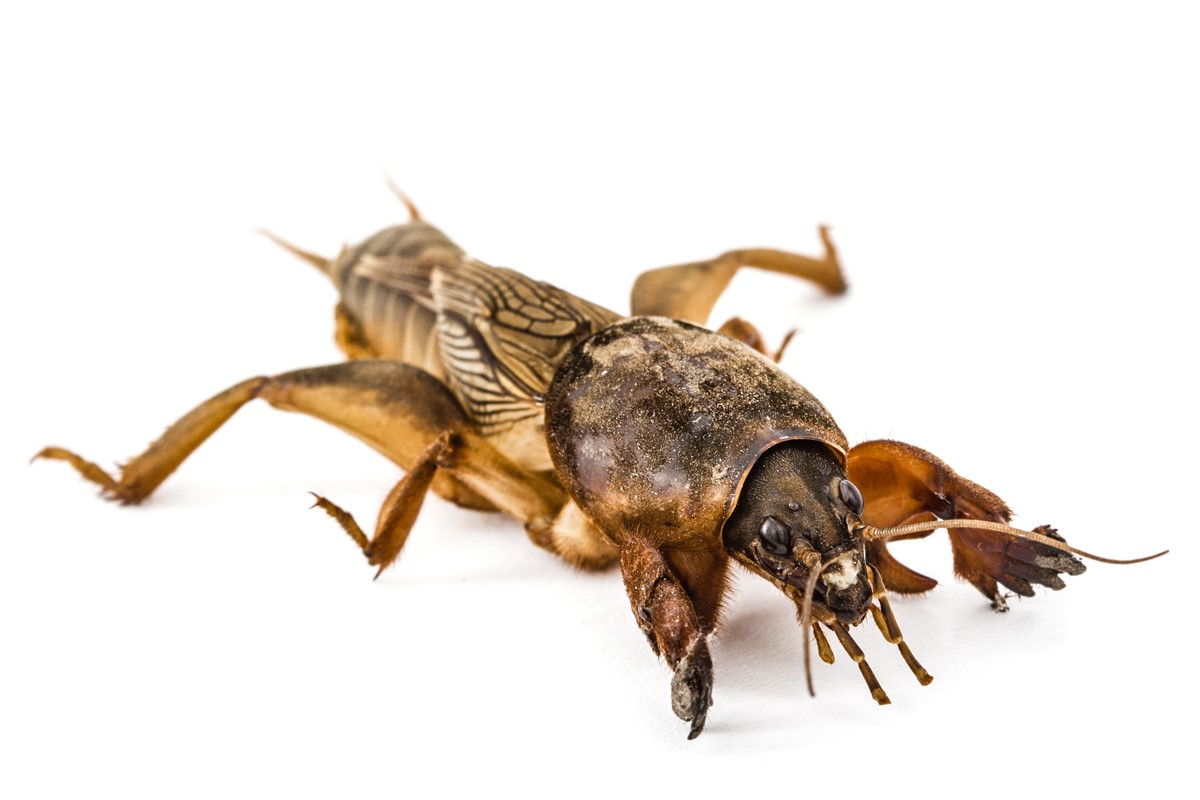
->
(1, 2, 1194, 797)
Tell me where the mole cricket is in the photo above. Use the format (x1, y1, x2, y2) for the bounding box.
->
(36, 185, 1165, 738)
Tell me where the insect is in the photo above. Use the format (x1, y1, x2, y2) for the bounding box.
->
(35, 187, 1165, 739)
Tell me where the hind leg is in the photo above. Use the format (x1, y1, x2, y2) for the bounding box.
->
(629, 225, 846, 323)
(35, 361, 580, 572)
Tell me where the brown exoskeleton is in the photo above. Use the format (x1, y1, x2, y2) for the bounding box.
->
(36, 188, 1165, 738)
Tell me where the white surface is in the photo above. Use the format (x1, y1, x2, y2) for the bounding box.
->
(1, 3, 1194, 797)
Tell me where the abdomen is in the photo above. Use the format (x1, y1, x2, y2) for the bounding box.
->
(331, 222, 465, 378)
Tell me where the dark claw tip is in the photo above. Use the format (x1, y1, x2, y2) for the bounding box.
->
(1033, 524, 1064, 541)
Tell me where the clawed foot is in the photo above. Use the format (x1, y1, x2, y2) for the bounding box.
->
(32, 446, 147, 504)
(671, 638, 713, 740)
(959, 523, 1086, 604)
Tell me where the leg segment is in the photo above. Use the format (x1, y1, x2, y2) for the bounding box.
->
(541, 501, 619, 570)
(35, 361, 574, 572)
(847, 439, 1085, 609)
(661, 548, 732, 633)
(714, 317, 796, 363)
(619, 538, 728, 739)
(630, 226, 846, 323)
(37, 377, 269, 505)
(36, 361, 478, 505)
(828, 622, 890, 705)
(811, 624, 835, 665)
(312, 434, 447, 577)
(867, 567, 933, 685)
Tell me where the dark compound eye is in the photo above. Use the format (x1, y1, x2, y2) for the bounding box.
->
(759, 516, 792, 555)
(839, 479, 864, 515)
